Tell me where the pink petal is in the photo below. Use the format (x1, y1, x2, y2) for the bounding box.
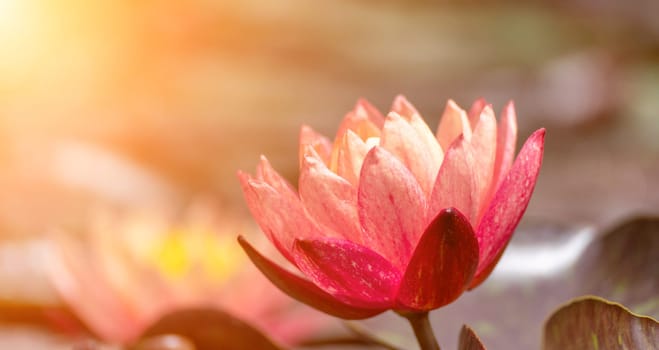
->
(336, 130, 370, 186)
(436, 99, 472, 150)
(474, 129, 546, 277)
(238, 236, 385, 319)
(470, 106, 498, 221)
(396, 208, 478, 311)
(239, 171, 324, 262)
(47, 237, 142, 342)
(391, 94, 420, 118)
(338, 106, 382, 140)
(380, 112, 441, 197)
(467, 241, 507, 290)
(330, 103, 383, 171)
(358, 147, 427, 270)
(256, 156, 297, 196)
(428, 136, 478, 225)
(293, 238, 401, 308)
(467, 98, 487, 128)
(299, 153, 361, 243)
(355, 97, 385, 128)
(299, 125, 332, 169)
(491, 101, 518, 192)
(390, 95, 444, 171)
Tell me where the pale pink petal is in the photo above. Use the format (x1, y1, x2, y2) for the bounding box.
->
(355, 97, 385, 128)
(335, 110, 381, 141)
(491, 101, 518, 192)
(330, 103, 382, 171)
(396, 208, 478, 311)
(91, 230, 175, 328)
(436, 99, 472, 150)
(391, 94, 420, 118)
(380, 112, 441, 196)
(299, 153, 361, 243)
(358, 147, 427, 270)
(428, 136, 478, 225)
(467, 98, 487, 128)
(239, 171, 325, 262)
(238, 236, 386, 319)
(390, 95, 444, 170)
(299, 125, 332, 168)
(293, 238, 401, 308)
(336, 130, 370, 186)
(255, 156, 297, 197)
(475, 129, 546, 276)
(470, 105, 498, 222)
(46, 236, 142, 342)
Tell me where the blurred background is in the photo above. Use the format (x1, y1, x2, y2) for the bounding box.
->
(0, 0, 658, 349)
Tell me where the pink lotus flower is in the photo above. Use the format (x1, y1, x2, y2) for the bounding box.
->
(46, 203, 327, 345)
(239, 96, 545, 318)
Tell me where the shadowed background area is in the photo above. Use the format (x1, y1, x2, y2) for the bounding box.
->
(0, 0, 658, 349)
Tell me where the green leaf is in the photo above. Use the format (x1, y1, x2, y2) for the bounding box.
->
(543, 296, 658, 350)
(134, 308, 283, 350)
(458, 325, 486, 350)
(575, 217, 659, 316)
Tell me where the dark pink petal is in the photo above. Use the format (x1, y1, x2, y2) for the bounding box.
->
(299, 125, 332, 169)
(474, 129, 546, 276)
(238, 236, 385, 319)
(238, 171, 325, 262)
(470, 106, 498, 221)
(299, 154, 361, 243)
(428, 136, 478, 225)
(293, 238, 401, 308)
(436, 99, 472, 150)
(380, 112, 441, 197)
(467, 98, 487, 128)
(396, 208, 478, 311)
(491, 101, 518, 192)
(358, 147, 427, 270)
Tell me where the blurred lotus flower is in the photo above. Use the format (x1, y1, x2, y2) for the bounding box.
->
(46, 200, 325, 345)
(239, 96, 545, 318)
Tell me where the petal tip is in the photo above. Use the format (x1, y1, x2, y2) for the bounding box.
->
(529, 128, 546, 146)
(385, 111, 403, 121)
(391, 95, 417, 114)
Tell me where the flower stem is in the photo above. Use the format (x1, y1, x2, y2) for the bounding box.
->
(402, 312, 440, 350)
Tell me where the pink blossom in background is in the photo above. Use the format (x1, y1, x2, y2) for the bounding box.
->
(46, 203, 327, 346)
(239, 96, 545, 317)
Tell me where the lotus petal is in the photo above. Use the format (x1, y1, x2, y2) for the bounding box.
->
(474, 129, 545, 277)
(358, 147, 427, 270)
(293, 238, 401, 307)
(396, 208, 478, 310)
(238, 236, 385, 319)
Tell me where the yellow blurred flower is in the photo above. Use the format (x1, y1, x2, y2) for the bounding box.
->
(46, 200, 327, 345)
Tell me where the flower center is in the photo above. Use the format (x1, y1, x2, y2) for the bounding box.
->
(364, 136, 380, 149)
(148, 228, 244, 283)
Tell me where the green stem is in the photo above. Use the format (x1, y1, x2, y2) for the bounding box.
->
(401, 312, 440, 350)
